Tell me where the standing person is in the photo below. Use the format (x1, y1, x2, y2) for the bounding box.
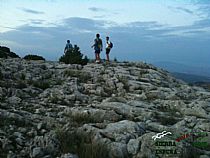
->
(64, 40, 73, 53)
(92, 33, 103, 63)
(105, 36, 113, 62)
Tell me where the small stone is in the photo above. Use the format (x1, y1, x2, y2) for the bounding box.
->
(32, 147, 44, 158)
(7, 96, 22, 104)
(15, 138, 24, 146)
(37, 123, 43, 130)
(127, 139, 140, 155)
(200, 155, 210, 158)
(35, 109, 40, 114)
(7, 150, 16, 158)
(60, 153, 79, 158)
(41, 129, 47, 134)
(13, 132, 23, 138)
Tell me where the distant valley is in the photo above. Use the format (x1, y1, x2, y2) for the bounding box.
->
(153, 61, 210, 83)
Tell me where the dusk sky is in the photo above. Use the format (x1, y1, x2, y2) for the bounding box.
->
(0, 0, 210, 67)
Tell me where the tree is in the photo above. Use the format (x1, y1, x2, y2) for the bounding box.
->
(114, 57, 118, 62)
(0, 46, 20, 58)
(23, 54, 45, 61)
(59, 45, 88, 65)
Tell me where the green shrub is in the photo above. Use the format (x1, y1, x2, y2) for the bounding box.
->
(0, 51, 7, 58)
(153, 112, 181, 126)
(83, 56, 89, 65)
(31, 80, 50, 90)
(0, 70, 3, 79)
(23, 54, 45, 61)
(78, 140, 109, 158)
(114, 57, 118, 62)
(67, 111, 102, 125)
(103, 87, 114, 97)
(40, 64, 47, 70)
(15, 81, 27, 89)
(0, 46, 20, 58)
(97, 76, 105, 83)
(56, 129, 78, 154)
(49, 95, 60, 104)
(56, 129, 109, 158)
(0, 46, 10, 53)
(20, 73, 26, 80)
(55, 79, 63, 85)
(64, 69, 91, 83)
(9, 52, 20, 58)
(59, 45, 88, 65)
(64, 69, 79, 77)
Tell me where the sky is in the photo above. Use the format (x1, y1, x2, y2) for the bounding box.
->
(0, 0, 210, 68)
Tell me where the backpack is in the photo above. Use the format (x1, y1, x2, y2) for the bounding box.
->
(109, 42, 113, 48)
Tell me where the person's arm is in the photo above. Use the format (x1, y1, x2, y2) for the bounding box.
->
(64, 45, 67, 53)
(91, 39, 96, 48)
(91, 43, 94, 48)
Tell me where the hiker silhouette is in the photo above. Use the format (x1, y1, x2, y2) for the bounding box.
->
(91, 34, 103, 63)
(64, 40, 73, 54)
(105, 36, 113, 62)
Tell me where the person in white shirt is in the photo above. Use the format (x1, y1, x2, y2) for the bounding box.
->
(106, 36, 113, 62)
(64, 40, 73, 53)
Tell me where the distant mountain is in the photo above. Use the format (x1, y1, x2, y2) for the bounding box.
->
(153, 61, 210, 77)
(172, 72, 210, 83)
(193, 82, 210, 91)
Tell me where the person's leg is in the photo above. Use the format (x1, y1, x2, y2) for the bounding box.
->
(95, 52, 97, 61)
(95, 51, 100, 63)
(106, 53, 109, 61)
(106, 49, 110, 61)
(98, 52, 101, 61)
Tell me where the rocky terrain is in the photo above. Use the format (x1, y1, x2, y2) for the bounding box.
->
(0, 58, 210, 158)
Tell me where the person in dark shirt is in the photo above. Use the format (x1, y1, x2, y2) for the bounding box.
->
(64, 40, 73, 53)
(92, 34, 103, 63)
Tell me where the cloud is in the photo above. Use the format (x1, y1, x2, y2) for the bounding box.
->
(192, 0, 210, 5)
(62, 17, 109, 31)
(0, 17, 210, 65)
(191, 0, 210, 17)
(0, 25, 18, 31)
(2, 17, 210, 42)
(168, 6, 194, 15)
(193, 19, 210, 28)
(94, 15, 106, 19)
(174, 7, 194, 14)
(88, 7, 106, 12)
(30, 19, 44, 25)
(184, 30, 206, 34)
(19, 7, 45, 14)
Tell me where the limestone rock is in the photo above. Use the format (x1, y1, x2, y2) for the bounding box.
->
(0, 58, 210, 158)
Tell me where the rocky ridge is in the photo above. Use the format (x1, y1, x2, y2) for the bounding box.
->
(0, 58, 210, 158)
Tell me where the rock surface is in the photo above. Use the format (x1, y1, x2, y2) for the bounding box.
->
(0, 58, 210, 158)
